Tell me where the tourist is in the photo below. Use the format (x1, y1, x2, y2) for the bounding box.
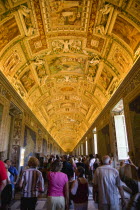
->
(61, 155, 74, 180)
(93, 155, 126, 210)
(4, 159, 18, 198)
(71, 166, 88, 210)
(0, 160, 7, 209)
(19, 157, 44, 210)
(47, 160, 69, 210)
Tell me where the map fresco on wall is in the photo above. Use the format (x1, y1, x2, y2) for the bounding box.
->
(24, 126, 36, 166)
(48, 56, 86, 74)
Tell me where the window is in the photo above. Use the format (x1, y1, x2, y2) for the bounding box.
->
(114, 115, 129, 160)
(20, 148, 25, 166)
(112, 99, 129, 160)
(86, 139, 88, 155)
(93, 127, 98, 154)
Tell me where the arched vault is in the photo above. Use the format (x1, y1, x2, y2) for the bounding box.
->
(0, 0, 139, 152)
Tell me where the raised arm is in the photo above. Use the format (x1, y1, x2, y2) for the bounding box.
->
(71, 179, 78, 195)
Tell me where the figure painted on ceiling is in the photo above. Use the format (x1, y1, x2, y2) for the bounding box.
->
(20, 71, 35, 92)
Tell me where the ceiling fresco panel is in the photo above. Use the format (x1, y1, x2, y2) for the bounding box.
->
(86, 35, 105, 53)
(8, 0, 27, 7)
(107, 42, 133, 75)
(112, 16, 140, 51)
(86, 0, 99, 40)
(126, 0, 140, 20)
(0, 2, 6, 15)
(47, 55, 87, 75)
(98, 67, 114, 90)
(20, 69, 36, 92)
(28, 88, 41, 105)
(0, 16, 20, 52)
(51, 38, 83, 54)
(3, 52, 21, 76)
(107, 78, 119, 96)
(28, 0, 48, 53)
(94, 86, 107, 105)
(105, 0, 122, 6)
(42, 0, 92, 32)
(1, 43, 26, 76)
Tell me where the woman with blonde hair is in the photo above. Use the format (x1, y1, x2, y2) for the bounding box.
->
(19, 156, 44, 210)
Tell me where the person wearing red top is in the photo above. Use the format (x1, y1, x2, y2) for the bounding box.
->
(0, 161, 7, 191)
(0, 160, 7, 207)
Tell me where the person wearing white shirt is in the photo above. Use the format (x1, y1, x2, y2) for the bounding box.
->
(89, 154, 95, 181)
(92, 155, 126, 210)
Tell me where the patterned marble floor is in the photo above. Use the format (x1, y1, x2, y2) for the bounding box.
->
(10, 199, 98, 210)
(10, 186, 98, 210)
(9, 185, 130, 210)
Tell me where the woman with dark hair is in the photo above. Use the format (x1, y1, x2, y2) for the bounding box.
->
(70, 166, 89, 210)
(47, 160, 69, 210)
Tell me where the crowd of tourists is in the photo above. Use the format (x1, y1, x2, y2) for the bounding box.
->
(0, 154, 140, 210)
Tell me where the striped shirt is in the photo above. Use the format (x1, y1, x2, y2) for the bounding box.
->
(20, 168, 44, 198)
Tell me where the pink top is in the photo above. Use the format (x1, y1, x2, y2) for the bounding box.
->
(47, 171, 68, 196)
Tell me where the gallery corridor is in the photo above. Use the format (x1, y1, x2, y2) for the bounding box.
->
(0, 0, 140, 209)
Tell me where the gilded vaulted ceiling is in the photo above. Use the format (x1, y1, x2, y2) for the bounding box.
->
(0, 0, 140, 152)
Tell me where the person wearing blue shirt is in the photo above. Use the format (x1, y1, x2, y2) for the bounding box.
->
(4, 159, 18, 198)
